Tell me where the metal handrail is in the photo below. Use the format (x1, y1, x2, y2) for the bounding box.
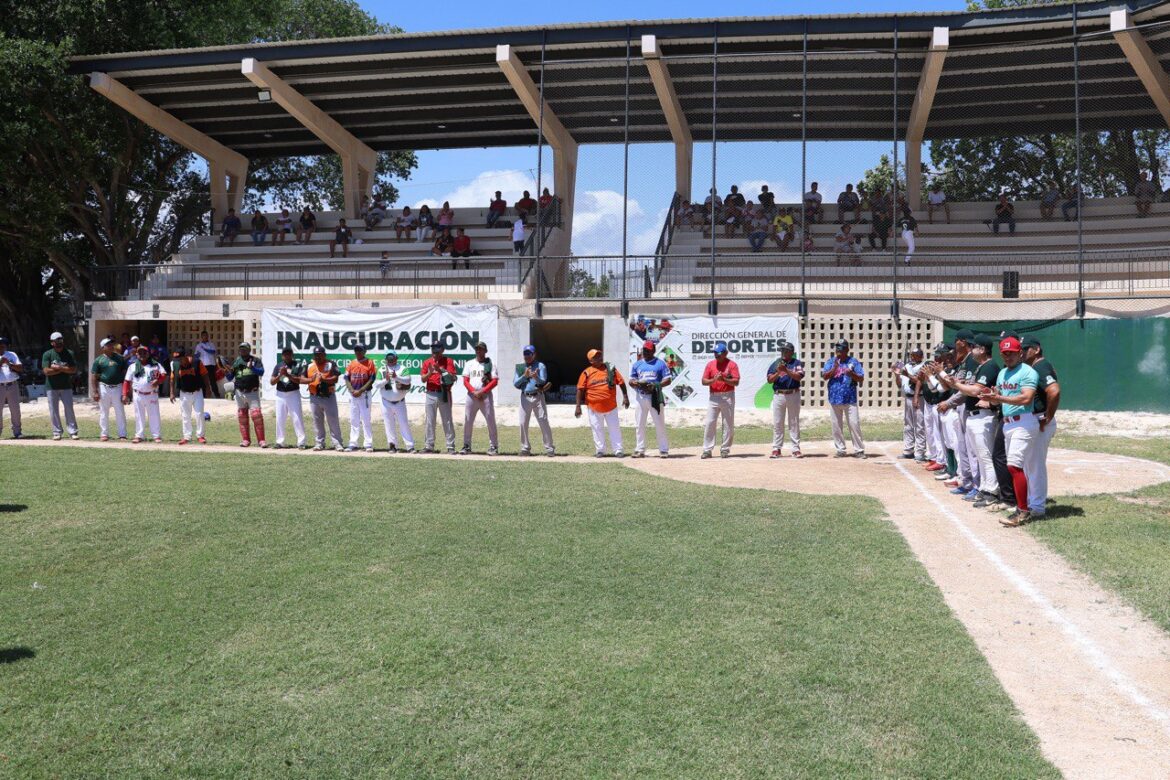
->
(652, 192, 682, 287)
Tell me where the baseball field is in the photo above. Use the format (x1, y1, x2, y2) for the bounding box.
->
(3, 417, 1170, 777)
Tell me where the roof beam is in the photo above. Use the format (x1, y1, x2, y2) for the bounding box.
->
(1111, 9, 1170, 131)
(89, 72, 248, 226)
(495, 45, 577, 154)
(242, 57, 377, 218)
(905, 26, 948, 208)
(642, 35, 693, 200)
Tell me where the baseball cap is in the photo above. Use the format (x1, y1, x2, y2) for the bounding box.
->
(833, 339, 850, 350)
(354, 344, 367, 353)
(779, 340, 794, 351)
(281, 346, 293, 354)
(713, 341, 728, 355)
(999, 336, 1022, 353)
(1020, 335, 1041, 349)
(522, 344, 536, 354)
(1000, 329, 1020, 339)
(642, 340, 656, 352)
(385, 350, 397, 359)
(430, 344, 445, 354)
(238, 341, 251, 349)
(50, 331, 64, 341)
(130, 335, 140, 342)
(475, 342, 488, 351)
(99, 337, 112, 347)
(934, 342, 953, 356)
(173, 347, 185, 357)
(973, 334, 994, 350)
(910, 346, 924, 355)
(586, 348, 601, 360)
(954, 329, 975, 343)
(312, 346, 326, 355)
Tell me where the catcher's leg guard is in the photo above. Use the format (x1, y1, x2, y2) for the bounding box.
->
(237, 408, 251, 444)
(250, 409, 266, 444)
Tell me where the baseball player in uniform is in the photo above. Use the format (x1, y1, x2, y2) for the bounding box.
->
(766, 340, 804, 459)
(89, 337, 127, 441)
(948, 334, 1000, 504)
(919, 344, 953, 476)
(307, 346, 344, 451)
(896, 347, 927, 461)
(1023, 335, 1060, 519)
(345, 345, 377, 452)
(822, 339, 866, 458)
(938, 330, 978, 494)
(420, 344, 458, 454)
(575, 348, 629, 458)
(513, 345, 555, 457)
(628, 341, 672, 458)
(461, 342, 499, 455)
(270, 346, 308, 449)
(980, 337, 1039, 526)
(169, 347, 208, 445)
(379, 351, 415, 453)
(123, 345, 166, 443)
(226, 343, 266, 448)
(43, 332, 80, 440)
(0, 337, 23, 439)
(700, 342, 740, 459)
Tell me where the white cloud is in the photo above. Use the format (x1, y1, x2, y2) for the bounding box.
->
(415, 169, 550, 210)
(571, 190, 653, 257)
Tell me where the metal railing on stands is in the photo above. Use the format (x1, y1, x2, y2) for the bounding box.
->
(651, 193, 682, 289)
(517, 199, 563, 290)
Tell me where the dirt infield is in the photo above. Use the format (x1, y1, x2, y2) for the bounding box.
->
(621, 441, 1170, 780)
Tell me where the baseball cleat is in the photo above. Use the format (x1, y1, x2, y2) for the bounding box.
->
(770, 449, 781, 459)
(700, 451, 712, 459)
(178, 439, 189, 445)
(792, 450, 803, 458)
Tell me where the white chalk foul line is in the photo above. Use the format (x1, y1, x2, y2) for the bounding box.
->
(884, 446, 1170, 740)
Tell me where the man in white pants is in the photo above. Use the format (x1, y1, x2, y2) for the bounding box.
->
(345, 344, 377, 452)
(89, 338, 126, 441)
(821, 339, 866, 458)
(269, 346, 307, 449)
(628, 340, 672, 458)
(981, 336, 1040, 527)
(512, 345, 555, 457)
(920, 344, 952, 474)
(123, 345, 166, 442)
(950, 334, 1000, 503)
(766, 340, 804, 459)
(169, 347, 208, 445)
(461, 342, 499, 455)
(896, 347, 927, 461)
(1022, 335, 1061, 519)
(701, 342, 740, 459)
(575, 348, 629, 457)
(938, 330, 977, 493)
(379, 351, 414, 453)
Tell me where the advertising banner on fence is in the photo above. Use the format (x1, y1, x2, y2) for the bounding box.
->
(260, 305, 498, 403)
(628, 314, 800, 410)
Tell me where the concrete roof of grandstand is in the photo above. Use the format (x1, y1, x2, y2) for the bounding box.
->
(71, 0, 1170, 157)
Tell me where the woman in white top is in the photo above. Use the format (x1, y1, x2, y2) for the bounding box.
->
(927, 184, 950, 224)
(274, 209, 293, 245)
(512, 219, 526, 253)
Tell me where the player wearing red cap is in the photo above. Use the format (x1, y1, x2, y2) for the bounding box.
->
(981, 336, 1040, 526)
(628, 340, 672, 458)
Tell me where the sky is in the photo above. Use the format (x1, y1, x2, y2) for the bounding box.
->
(358, 0, 966, 255)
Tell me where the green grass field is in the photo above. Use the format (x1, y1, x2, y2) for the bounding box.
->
(1, 445, 1057, 778)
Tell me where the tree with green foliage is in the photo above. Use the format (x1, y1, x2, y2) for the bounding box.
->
(0, 1, 416, 347)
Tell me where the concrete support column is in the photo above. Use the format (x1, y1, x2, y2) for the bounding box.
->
(642, 35, 694, 201)
(1112, 9, 1170, 132)
(905, 27, 949, 208)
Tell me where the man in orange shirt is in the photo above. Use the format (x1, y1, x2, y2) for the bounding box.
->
(574, 348, 630, 458)
(701, 341, 740, 459)
(345, 344, 377, 452)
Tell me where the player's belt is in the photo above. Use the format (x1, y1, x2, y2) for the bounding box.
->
(1003, 414, 1031, 423)
(135, 390, 155, 395)
(774, 388, 797, 394)
(100, 382, 121, 387)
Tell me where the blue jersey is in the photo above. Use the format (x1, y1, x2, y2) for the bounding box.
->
(513, 361, 548, 393)
(768, 357, 803, 391)
(823, 355, 864, 405)
(630, 358, 670, 391)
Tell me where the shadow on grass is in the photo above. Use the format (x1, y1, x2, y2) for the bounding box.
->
(0, 504, 27, 513)
(0, 647, 35, 664)
(1036, 505, 1087, 521)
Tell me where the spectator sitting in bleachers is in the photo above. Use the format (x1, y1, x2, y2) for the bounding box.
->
(1135, 172, 1158, 217)
(486, 191, 507, 228)
(451, 228, 478, 269)
(992, 194, 1016, 234)
(927, 182, 950, 224)
(359, 195, 371, 220)
(274, 208, 293, 245)
(1039, 184, 1060, 220)
(722, 199, 743, 238)
(515, 190, 537, 224)
(868, 191, 892, 249)
(364, 200, 386, 230)
(431, 228, 454, 257)
(416, 204, 435, 244)
(329, 219, 353, 258)
(437, 201, 455, 232)
(395, 206, 416, 241)
(757, 184, 776, 218)
(1061, 184, 1081, 221)
(834, 223, 861, 265)
(250, 210, 269, 246)
(856, 182, 871, 218)
(219, 209, 241, 247)
(295, 207, 316, 244)
(746, 206, 770, 252)
(675, 198, 694, 228)
(771, 207, 795, 250)
(803, 182, 824, 224)
(702, 189, 722, 236)
(837, 184, 860, 225)
(538, 188, 561, 224)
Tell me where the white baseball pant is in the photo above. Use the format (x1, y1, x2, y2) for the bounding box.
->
(587, 407, 623, 455)
(924, 403, 945, 464)
(349, 393, 374, 448)
(178, 390, 205, 440)
(97, 383, 127, 439)
(902, 395, 926, 457)
(830, 402, 865, 455)
(703, 393, 736, 455)
(770, 391, 801, 452)
(634, 391, 668, 454)
(1025, 418, 1057, 515)
(133, 390, 162, 440)
(463, 393, 498, 450)
(380, 396, 414, 449)
(274, 391, 306, 447)
(965, 411, 999, 495)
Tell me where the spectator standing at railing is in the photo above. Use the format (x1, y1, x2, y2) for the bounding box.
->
(274, 209, 293, 244)
(451, 228, 476, 270)
(836, 184, 860, 225)
(431, 228, 454, 257)
(771, 207, 795, 250)
(758, 185, 776, 218)
(1061, 184, 1081, 222)
(803, 182, 824, 224)
(437, 201, 455, 232)
(515, 190, 537, 224)
(486, 191, 507, 228)
(219, 209, 241, 246)
(927, 182, 950, 224)
(394, 206, 416, 241)
(415, 204, 434, 243)
(295, 207, 316, 244)
(992, 194, 1016, 235)
(868, 190, 892, 249)
(1135, 172, 1158, 217)
(250, 210, 269, 246)
(365, 200, 387, 230)
(512, 219, 526, 253)
(329, 219, 353, 258)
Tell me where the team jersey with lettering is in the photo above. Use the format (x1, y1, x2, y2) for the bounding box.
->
(997, 363, 1039, 418)
(1030, 358, 1058, 415)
